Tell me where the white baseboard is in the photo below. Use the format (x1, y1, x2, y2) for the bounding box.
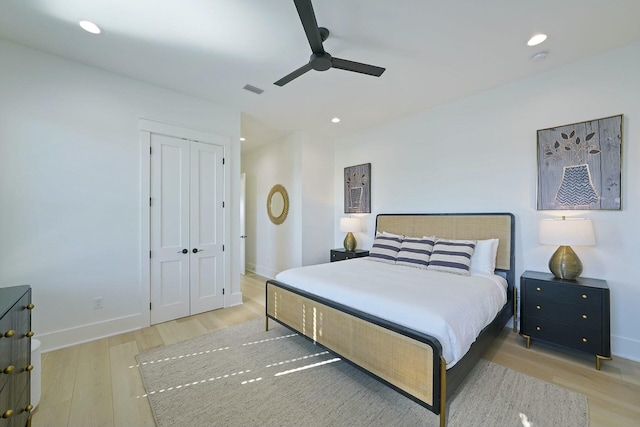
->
(251, 264, 277, 280)
(225, 291, 243, 307)
(612, 334, 640, 362)
(37, 313, 147, 353)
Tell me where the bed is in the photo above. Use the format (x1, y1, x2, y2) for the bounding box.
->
(265, 213, 516, 427)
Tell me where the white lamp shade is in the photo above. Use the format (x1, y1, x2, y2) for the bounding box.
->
(339, 217, 361, 233)
(539, 218, 595, 246)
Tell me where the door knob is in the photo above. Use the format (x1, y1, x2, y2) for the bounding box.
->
(192, 248, 199, 253)
(178, 249, 188, 254)
(240, 235, 247, 238)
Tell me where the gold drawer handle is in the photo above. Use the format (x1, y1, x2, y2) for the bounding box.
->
(26, 303, 35, 310)
(582, 337, 588, 343)
(2, 409, 13, 419)
(582, 294, 588, 299)
(536, 287, 541, 291)
(25, 404, 33, 412)
(26, 331, 35, 338)
(582, 314, 588, 319)
(4, 330, 15, 338)
(26, 365, 34, 372)
(536, 326, 541, 331)
(3, 365, 14, 374)
(536, 305, 541, 310)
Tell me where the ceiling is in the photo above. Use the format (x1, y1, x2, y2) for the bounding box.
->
(2, 1, 640, 153)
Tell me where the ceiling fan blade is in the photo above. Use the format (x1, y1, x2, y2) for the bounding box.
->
(294, 0, 325, 53)
(332, 57, 386, 77)
(274, 62, 314, 86)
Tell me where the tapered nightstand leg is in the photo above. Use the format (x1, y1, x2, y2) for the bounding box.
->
(520, 333, 531, 349)
(596, 354, 612, 370)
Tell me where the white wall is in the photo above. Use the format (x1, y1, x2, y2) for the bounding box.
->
(242, 131, 333, 277)
(333, 41, 640, 362)
(0, 40, 241, 351)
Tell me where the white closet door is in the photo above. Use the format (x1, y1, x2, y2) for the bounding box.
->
(150, 134, 190, 324)
(189, 141, 224, 315)
(150, 136, 225, 324)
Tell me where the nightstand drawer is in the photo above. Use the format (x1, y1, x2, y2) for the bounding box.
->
(524, 316, 602, 354)
(524, 297, 601, 329)
(524, 279, 602, 306)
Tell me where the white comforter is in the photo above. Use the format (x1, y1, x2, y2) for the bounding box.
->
(275, 258, 507, 368)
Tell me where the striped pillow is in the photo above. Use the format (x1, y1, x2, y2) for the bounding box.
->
(396, 236, 436, 269)
(427, 238, 476, 276)
(369, 235, 402, 264)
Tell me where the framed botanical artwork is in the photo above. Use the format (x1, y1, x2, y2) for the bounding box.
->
(344, 163, 371, 213)
(537, 114, 622, 210)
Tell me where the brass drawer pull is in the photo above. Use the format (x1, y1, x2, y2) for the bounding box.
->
(582, 337, 588, 343)
(536, 326, 541, 331)
(26, 331, 35, 338)
(536, 287, 541, 291)
(25, 404, 33, 412)
(582, 314, 588, 319)
(26, 303, 35, 310)
(26, 365, 34, 372)
(3, 330, 15, 338)
(536, 305, 541, 310)
(2, 409, 13, 419)
(582, 294, 588, 299)
(3, 365, 14, 374)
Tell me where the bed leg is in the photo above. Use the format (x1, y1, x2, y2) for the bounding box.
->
(513, 286, 518, 332)
(265, 316, 269, 331)
(439, 356, 447, 427)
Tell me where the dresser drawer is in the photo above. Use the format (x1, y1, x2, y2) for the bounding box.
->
(524, 316, 602, 355)
(524, 279, 602, 306)
(524, 297, 602, 329)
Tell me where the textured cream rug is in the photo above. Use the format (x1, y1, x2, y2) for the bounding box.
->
(136, 319, 588, 427)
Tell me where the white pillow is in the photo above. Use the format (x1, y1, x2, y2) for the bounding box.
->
(469, 238, 499, 273)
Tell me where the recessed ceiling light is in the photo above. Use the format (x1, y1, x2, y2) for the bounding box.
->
(79, 20, 101, 34)
(240, 137, 246, 142)
(331, 117, 341, 123)
(527, 34, 547, 46)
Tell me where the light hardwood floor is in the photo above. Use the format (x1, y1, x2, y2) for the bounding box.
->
(33, 273, 640, 427)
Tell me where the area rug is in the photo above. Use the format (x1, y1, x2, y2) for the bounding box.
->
(136, 318, 588, 427)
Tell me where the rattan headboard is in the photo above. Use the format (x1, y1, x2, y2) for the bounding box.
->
(375, 213, 515, 272)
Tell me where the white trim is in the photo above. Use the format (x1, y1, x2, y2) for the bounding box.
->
(612, 334, 640, 363)
(37, 313, 146, 353)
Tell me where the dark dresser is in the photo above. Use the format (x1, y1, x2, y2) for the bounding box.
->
(330, 248, 369, 262)
(1, 285, 33, 427)
(519, 270, 611, 369)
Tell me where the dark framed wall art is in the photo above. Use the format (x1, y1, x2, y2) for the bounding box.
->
(344, 163, 371, 213)
(537, 114, 622, 210)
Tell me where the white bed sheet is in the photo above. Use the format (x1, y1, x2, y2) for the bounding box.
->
(275, 258, 507, 368)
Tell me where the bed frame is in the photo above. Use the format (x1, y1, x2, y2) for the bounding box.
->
(265, 213, 516, 427)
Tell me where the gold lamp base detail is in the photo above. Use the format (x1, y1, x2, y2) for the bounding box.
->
(549, 245, 582, 280)
(343, 232, 356, 252)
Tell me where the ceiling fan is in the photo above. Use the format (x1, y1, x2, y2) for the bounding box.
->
(274, 0, 386, 86)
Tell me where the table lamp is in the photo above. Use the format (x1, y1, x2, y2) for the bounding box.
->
(539, 217, 595, 280)
(339, 217, 361, 252)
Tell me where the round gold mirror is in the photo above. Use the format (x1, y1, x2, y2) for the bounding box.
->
(267, 184, 289, 225)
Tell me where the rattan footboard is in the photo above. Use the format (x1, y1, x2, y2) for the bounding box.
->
(266, 281, 440, 407)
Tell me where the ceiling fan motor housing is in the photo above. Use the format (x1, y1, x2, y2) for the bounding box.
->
(311, 52, 332, 71)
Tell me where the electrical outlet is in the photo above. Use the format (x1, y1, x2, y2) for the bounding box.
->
(93, 296, 104, 309)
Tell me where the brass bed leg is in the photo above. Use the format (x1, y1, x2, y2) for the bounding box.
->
(439, 356, 447, 427)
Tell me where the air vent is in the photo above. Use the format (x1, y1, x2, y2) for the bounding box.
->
(243, 84, 264, 95)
